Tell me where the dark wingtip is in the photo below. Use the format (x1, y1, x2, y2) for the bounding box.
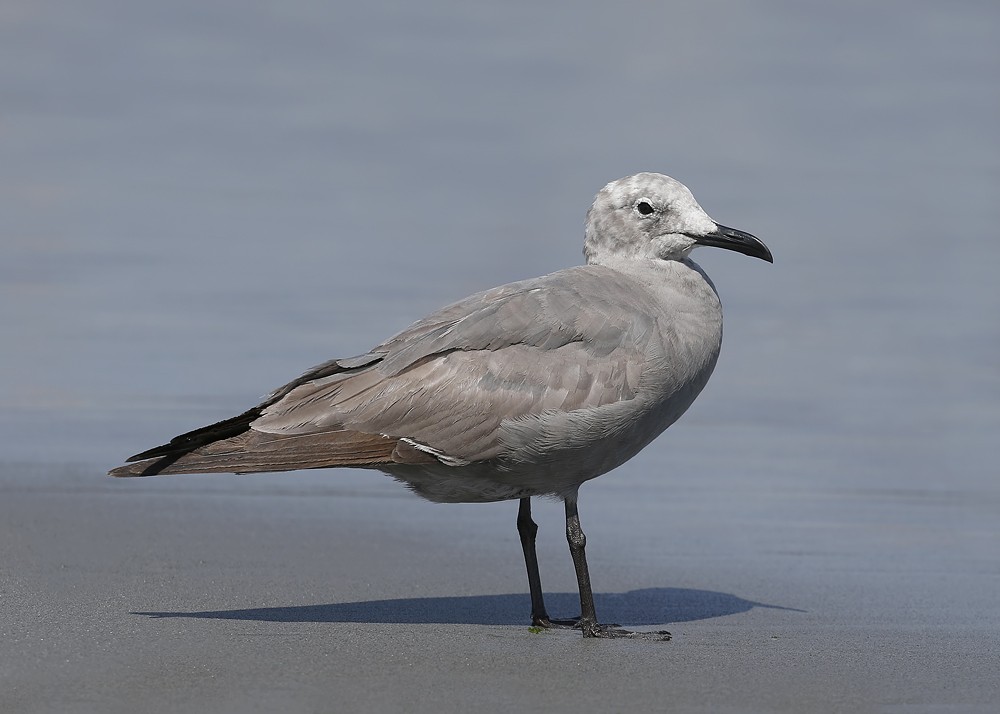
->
(111, 352, 382, 476)
(109, 455, 178, 477)
(118, 406, 266, 467)
(125, 443, 179, 462)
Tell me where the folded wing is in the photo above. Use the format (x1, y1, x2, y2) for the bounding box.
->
(110, 266, 661, 477)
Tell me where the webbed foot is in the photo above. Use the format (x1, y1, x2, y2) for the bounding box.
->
(579, 620, 671, 640)
(532, 615, 581, 630)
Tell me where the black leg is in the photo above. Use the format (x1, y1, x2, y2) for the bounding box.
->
(517, 497, 549, 625)
(517, 498, 578, 629)
(564, 496, 671, 640)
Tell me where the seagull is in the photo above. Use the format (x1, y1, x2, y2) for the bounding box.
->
(110, 172, 772, 639)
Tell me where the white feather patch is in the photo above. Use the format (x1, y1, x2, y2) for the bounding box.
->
(399, 437, 471, 467)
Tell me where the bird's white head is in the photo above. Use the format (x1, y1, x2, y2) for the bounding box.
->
(583, 172, 772, 266)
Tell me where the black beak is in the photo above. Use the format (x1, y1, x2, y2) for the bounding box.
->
(693, 224, 773, 263)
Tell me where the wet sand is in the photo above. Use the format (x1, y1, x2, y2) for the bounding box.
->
(2, 461, 997, 713)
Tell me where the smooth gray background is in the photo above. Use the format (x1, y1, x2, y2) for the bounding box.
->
(2, 1, 998, 712)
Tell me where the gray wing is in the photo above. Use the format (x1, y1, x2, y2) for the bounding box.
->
(251, 265, 661, 463)
(111, 264, 664, 477)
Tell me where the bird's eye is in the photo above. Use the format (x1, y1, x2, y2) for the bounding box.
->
(636, 201, 655, 216)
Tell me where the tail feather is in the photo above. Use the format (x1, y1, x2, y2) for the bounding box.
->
(109, 429, 399, 477)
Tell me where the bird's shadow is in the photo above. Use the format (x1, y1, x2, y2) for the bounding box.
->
(135, 587, 802, 626)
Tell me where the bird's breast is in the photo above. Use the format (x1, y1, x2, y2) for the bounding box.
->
(637, 260, 723, 424)
(484, 260, 725, 494)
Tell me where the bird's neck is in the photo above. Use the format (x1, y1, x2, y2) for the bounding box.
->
(589, 256, 718, 300)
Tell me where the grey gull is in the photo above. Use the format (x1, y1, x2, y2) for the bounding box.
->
(110, 172, 772, 639)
